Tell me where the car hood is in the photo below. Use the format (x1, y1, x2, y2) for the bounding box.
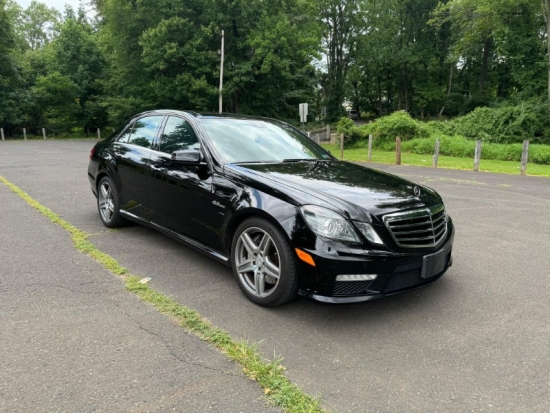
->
(226, 161, 442, 222)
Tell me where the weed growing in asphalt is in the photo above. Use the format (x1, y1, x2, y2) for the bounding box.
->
(0, 175, 327, 413)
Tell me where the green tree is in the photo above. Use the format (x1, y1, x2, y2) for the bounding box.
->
(318, 0, 362, 122)
(17, 0, 60, 50)
(433, 0, 546, 106)
(0, 0, 25, 129)
(48, 5, 107, 131)
(31, 71, 80, 130)
(94, 0, 320, 123)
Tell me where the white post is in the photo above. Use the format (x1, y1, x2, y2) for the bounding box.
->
(368, 134, 373, 162)
(97, 128, 101, 140)
(474, 140, 482, 172)
(23, 128, 27, 141)
(396, 137, 402, 165)
(1, 128, 4, 141)
(520, 140, 529, 175)
(219, 30, 225, 114)
(42, 128, 46, 140)
(433, 138, 440, 168)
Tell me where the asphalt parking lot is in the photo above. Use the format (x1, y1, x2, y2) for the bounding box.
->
(1, 140, 549, 413)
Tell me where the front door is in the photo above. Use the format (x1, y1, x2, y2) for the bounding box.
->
(147, 116, 215, 246)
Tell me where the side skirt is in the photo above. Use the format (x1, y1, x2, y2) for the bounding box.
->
(120, 210, 230, 266)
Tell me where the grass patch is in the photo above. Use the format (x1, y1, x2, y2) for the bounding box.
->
(0, 175, 327, 413)
(322, 144, 550, 178)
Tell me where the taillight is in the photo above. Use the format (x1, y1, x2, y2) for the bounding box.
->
(89, 147, 95, 160)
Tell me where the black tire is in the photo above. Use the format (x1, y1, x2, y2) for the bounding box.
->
(231, 217, 299, 307)
(97, 176, 128, 228)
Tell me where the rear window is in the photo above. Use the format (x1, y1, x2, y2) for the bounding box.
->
(127, 116, 164, 149)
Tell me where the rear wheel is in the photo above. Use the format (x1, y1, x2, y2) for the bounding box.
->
(231, 217, 298, 306)
(97, 176, 127, 228)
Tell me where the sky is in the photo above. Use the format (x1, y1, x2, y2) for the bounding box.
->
(15, 0, 93, 13)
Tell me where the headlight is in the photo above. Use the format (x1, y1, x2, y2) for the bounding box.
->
(354, 222, 385, 245)
(300, 205, 359, 242)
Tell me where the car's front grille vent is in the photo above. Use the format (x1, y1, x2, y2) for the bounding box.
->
(333, 281, 373, 296)
(382, 269, 425, 293)
(383, 204, 447, 248)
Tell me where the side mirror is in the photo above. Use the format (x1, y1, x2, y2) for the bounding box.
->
(171, 149, 201, 163)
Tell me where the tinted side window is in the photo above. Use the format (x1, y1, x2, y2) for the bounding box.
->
(128, 116, 163, 149)
(158, 116, 200, 154)
(117, 122, 134, 143)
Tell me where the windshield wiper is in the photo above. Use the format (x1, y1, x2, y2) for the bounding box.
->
(231, 160, 279, 165)
(281, 158, 322, 163)
(282, 158, 332, 164)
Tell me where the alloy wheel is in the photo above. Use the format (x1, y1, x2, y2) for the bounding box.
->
(98, 182, 115, 223)
(234, 227, 281, 298)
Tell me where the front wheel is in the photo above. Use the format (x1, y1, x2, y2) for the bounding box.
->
(97, 176, 127, 228)
(231, 217, 298, 307)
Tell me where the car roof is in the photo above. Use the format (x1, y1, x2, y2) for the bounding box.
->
(133, 109, 277, 122)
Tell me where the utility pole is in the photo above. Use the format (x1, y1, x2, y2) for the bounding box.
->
(219, 30, 225, 114)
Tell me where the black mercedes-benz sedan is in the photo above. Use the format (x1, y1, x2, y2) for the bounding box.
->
(88, 110, 454, 306)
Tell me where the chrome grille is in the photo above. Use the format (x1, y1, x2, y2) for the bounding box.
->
(383, 204, 447, 248)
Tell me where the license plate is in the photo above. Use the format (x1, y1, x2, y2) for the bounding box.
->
(421, 250, 447, 279)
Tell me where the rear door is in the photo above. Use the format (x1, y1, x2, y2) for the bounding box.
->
(147, 115, 216, 246)
(111, 115, 164, 217)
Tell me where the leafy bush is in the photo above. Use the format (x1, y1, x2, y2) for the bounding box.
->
(363, 111, 429, 141)
(336, 117, 366, 146)
(428, 103, 550, 144)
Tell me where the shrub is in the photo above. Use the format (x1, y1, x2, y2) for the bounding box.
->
(427, 103, 550, 144)
(363, 111, 429, 141)
(336, 117, 366, 146)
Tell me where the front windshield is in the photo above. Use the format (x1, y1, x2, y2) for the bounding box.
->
(201, 118, 333, 163)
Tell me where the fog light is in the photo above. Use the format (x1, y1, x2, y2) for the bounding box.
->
(335, 274, 378, 282)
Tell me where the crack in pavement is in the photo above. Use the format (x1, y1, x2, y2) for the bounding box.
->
(111, 301, 241, 379)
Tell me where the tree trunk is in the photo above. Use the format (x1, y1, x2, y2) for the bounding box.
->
(545, 0, 550, 102)
(479, 38, 491, 93)
(439, 64, 454, 117)
(378, 76, 382, 115)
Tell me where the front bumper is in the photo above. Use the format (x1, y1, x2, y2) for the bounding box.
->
(296, 220, 455, 304)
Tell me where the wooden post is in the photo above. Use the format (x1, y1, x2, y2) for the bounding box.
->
(42, 128, 46, 140)
(326, 125, 330, 141)
(23, 128, 27, 141)
(307, 131, 311, 140)
(97, 128, 101, 140)
(1, 128, 4, 141)
(396, 137, 402, 165)
(219, 29, 225, 113)
(367, 134, 373, 162)
(474, 140, 482, 172)
(433, 138, 440, 168)
(315, 133, 320, 144)
(340, 133, 344, 160)
(520, 140, 529, 175)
